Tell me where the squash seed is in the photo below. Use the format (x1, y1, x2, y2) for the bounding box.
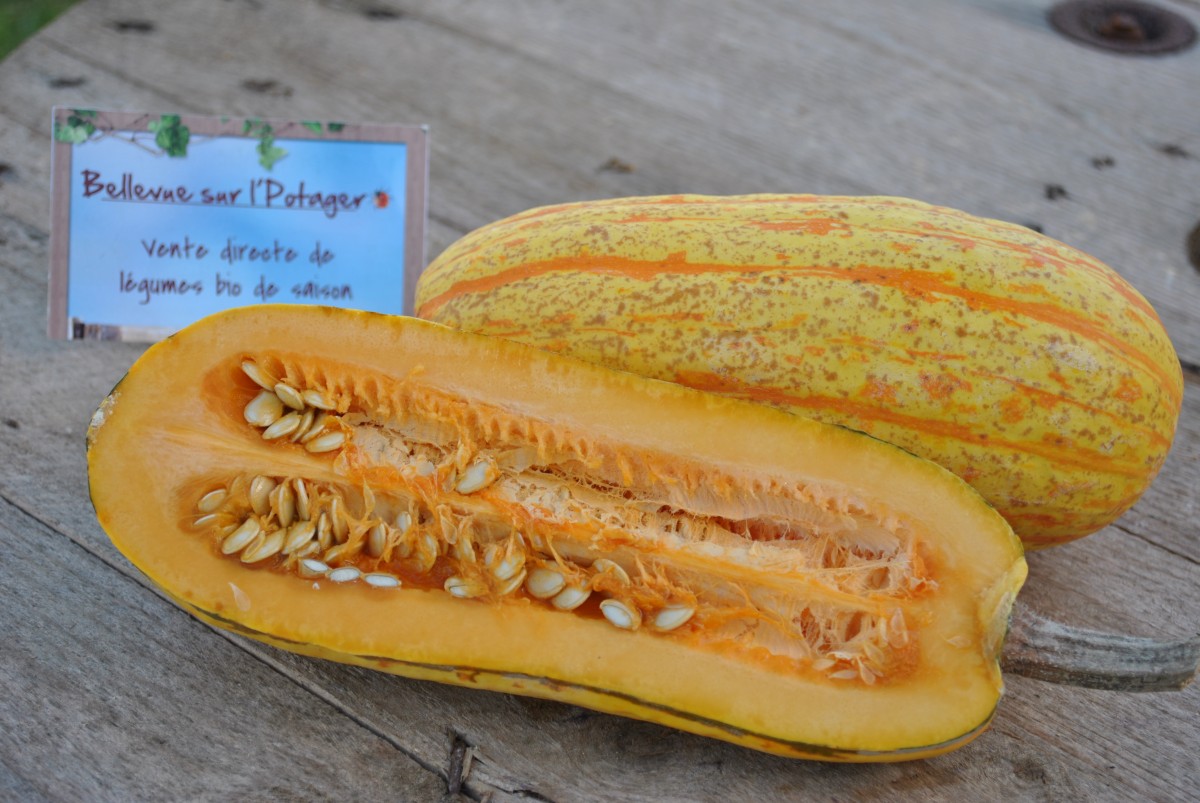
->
(222, 518, 261, 554)
(244, 390, 284, 427)
(485, 543, 525, 582)
(273, 382, 305, 411)
(322, 542, 357, 565)
(592, 558, 631, 585)
(262, 411, 303, 440)
(364, 573, 402, 589)
(600, 599, 642, 630)
(327, 566, 362, 583)
(283, 520, 317, 554)
(241, 359, 277, 390)
(412, 535, 439, 573)
(330, 497, 349, 541)
(271, 481, 295, 528)
(444, 576, 486, 598)
(294, 540, 321, 559)
(290, 408, 316, 443)
(292, 478, 310, 520)
(550, 584, 591, 611)
(652, 605, 695, 632)
(196, 488, 228, 514)
(316, 512, 333, 550)
(305, 430, 345, 453)
(525, 567, 567, 599)
(300, 411, 328, 443)
(495, 568, 527, 596)
(455, 460, 497, 494)
(301, 389, 335, 410)
(366, 523, 388, 558)
(298, 558, 329, 578)
(249, 476, 276, 516)
(242, 529, 284, 563)
(453, 538, 477, 565)
(192, 513, 219, 528)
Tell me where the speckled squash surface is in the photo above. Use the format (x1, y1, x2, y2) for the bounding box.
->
(415, 194, 1183, 547)
(87, 305, 1025, 762)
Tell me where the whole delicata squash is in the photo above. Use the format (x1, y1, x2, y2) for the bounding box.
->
(87, 305, 1027, 761)
(414, 194, 1184, 548)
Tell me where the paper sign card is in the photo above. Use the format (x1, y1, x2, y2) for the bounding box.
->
(48, 108, 428, 340)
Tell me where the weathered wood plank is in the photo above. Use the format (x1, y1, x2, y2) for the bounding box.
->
(0, 497, 451, 801)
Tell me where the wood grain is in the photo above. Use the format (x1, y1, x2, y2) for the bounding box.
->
(1, 0, 1197, 800)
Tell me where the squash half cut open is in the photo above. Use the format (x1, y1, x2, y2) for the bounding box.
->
(87, 305, 1027, 761)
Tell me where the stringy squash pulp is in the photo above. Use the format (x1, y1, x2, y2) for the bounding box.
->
(86, 305, 1026, 761)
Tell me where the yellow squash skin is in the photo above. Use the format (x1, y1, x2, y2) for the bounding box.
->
(87, 305, 1026, 762)
(416, 194, 1183, 547)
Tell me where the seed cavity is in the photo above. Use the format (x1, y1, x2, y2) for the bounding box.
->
(209, 358, 925, 684)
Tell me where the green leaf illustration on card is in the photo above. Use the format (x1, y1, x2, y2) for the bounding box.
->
(148, 114, 190, 157)
(243, 118, 288, 170)
(327, 122, 345, 133)
(54, 110, 98, 144)
(256, 128, 287, 170)
(301, 121, 323, 134)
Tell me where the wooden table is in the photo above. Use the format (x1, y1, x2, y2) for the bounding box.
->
(2, 1, 1198, 799)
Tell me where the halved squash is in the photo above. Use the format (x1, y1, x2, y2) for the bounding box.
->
(87, 304, 1026, 761)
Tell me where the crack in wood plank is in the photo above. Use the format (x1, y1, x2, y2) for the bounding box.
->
(1112, 521, 1200, 568)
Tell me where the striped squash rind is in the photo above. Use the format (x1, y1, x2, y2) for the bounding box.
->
(416, 194, 1183, 547)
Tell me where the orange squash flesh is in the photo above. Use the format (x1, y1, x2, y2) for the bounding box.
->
(87, 304, 1026, 761)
